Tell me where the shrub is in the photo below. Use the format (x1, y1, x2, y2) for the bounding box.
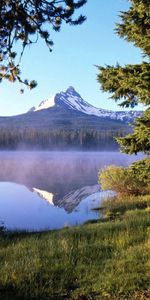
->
(99, 158, 150, 196)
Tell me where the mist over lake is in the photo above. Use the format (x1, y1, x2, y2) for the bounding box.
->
(0, 151, 143, 231)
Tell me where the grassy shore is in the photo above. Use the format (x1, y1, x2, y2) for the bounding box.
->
(0, 194, 150, 300)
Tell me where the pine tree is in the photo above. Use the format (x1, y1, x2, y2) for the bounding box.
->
(97, 0, 150, 155)
(118, 109, 150, 154)
(0, 0, 86, 89)
(98, 0, 150, 194)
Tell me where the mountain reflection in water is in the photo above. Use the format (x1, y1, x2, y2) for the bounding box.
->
(0, 151, 143, 231)
(33, 184, 99, 213)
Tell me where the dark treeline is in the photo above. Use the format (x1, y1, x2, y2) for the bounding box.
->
(0, 127, 127, 150)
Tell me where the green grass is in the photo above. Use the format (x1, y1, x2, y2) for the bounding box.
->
(99, 194, 150, 220)
(0, 195, 150, 300)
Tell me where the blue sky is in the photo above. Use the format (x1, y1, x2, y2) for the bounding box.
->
(0, 0, 143, 116)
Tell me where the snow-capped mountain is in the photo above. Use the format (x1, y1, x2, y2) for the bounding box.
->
(30, 86, 142, 122)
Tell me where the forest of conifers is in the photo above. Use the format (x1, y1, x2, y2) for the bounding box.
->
(0, 128, 126, 150)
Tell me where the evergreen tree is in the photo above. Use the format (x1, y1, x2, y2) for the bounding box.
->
(97, 0, 150, 158)
(118, 109, 150, 154)
(0, 0, 86, 89)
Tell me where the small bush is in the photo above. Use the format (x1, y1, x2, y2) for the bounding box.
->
(99, 158, 150, 196)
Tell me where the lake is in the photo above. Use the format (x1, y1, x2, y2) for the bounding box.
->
(0, 151, 142, 231)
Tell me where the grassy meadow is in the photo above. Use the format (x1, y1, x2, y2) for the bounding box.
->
(0, 194, 150, 300)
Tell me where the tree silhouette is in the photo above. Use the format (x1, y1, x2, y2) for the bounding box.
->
(0, 0, 86, 89)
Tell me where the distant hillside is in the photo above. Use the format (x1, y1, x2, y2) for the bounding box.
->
(0, 107, 130, 130)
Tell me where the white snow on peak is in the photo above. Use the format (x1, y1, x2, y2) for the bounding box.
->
(33, 188, 54, 205)
(35, 95, 55, 111)
(67, 95, 110, 117)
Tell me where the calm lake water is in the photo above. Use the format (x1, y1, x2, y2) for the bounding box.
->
(0, 151, 143, 231)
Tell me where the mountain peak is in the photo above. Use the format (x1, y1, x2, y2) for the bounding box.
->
(66, 86, 76, 93)
(29, 86, 142, 122)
